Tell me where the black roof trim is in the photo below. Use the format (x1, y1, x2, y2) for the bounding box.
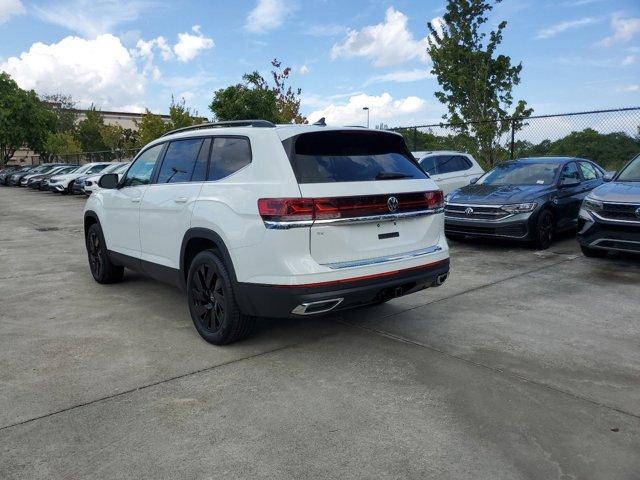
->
(161, 120, 276, 137)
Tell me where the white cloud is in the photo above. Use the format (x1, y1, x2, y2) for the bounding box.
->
(599, 13, 640, 47)
(306, 92, 426, 126)
(245, 0, 290, 34)
(617, 84, 639, 92)
(1, 34, 146, 110)
(133, 36, 171, 80)
(299, 64, 310, 75)
(366, 69, 432, 85)
(622, 55, 636, 66)
(331, 7, 429, 67)
(173, 25, 214, 62)
(0, 0, 25, 24)
(34, 0, 152, 37)
(536, 17, 599, 39)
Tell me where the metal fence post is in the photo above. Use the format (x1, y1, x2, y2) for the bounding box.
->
(413, 127, 418, 151)
(510, 119, 515, 160)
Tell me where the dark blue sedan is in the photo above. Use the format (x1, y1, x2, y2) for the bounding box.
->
(444, 157, 605, 249)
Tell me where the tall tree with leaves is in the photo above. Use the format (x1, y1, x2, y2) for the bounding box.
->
(135, 109, 169, 146)
(0, 73, 56, 166)
(427, 0, 532, 167)
(76, 106, 107, 152)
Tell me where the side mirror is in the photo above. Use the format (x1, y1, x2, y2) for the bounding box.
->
(98, 173, 119, 189)
(469, 176, 479, 185)
(603, 171, 616, 182)
(559, 177, 580, 188)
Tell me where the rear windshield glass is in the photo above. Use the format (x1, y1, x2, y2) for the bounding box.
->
(282, 131, 426, 184)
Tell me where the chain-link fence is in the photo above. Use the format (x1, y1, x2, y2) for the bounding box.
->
(13, 148, 140, 166)
(392, 107, 640, 171)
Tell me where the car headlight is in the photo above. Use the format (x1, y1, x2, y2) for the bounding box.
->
(501, 203, 538, 213)
(444, 193, 452, 204)
(583, 197, 603, 212)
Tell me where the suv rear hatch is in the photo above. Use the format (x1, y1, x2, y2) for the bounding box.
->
(280, 129, 443, 267)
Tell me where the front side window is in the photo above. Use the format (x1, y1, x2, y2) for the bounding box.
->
(284, 131, 425, 184)
(579, 162, 599, 180)
(560, 162, 581, 182)
(209, 137, 251, 180)
(157, 139, 204, 184)
(436, 155, 472, 174)
(617, 155, 640, 182)
(123, 144, 163, 187)
(478, 162, 561, 186)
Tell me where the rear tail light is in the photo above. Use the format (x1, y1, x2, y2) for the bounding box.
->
(258, 190, 443, 225)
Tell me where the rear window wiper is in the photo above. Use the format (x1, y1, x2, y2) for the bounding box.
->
(375, 171, 413, 180)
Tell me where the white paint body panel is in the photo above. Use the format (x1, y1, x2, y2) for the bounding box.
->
(413, 151, 484, 194)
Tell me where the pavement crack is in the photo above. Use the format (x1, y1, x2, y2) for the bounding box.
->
(339, 320, 640, 421)
(0, 342, 302, 432)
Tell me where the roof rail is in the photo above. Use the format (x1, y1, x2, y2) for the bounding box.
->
(161, 120, 276, 137)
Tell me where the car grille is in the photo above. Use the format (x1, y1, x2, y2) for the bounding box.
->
(446, 223, 527, 238)
(444, 204, 510, 220)
(598, 202, 640, 223)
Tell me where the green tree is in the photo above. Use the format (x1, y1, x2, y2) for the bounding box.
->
(0, 73, 56, 166)
(101, 123, 126, 151)
(427, 0, 533, 167)
(135, 109, 169, 146)
(169, 95, 202, 130)
(41, 93, 78, 134)
(210, 58, 306, 123)
(44, 131, 82, 159)
(76, 106, 107, 152)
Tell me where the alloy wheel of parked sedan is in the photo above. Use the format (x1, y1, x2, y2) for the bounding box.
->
(190, 263, 226, 333)
(534, 209, 555, 249)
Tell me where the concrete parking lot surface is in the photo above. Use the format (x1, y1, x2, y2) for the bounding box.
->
(1, 187, 639, 479)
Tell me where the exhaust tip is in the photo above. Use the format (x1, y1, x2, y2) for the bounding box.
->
(435, 273, 448, 286)
(292, 298, 344, 315)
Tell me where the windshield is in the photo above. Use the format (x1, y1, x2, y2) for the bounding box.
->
(617, 155, 640, 182)
(283, 131, 426, 184)
(113, 163, 130, 174)
(477, 162, 561, 186)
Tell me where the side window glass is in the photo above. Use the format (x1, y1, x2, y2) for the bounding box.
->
(579, 162, 598, 180)
(561, 162, 581, 182)
(157, 139, 203, 184)
(420, 157, 437, 175)
(191, 138, 211, 182)
(438, 155, 471, 174)
(123, 144, 163, 187)
(209, 137, 252, 180)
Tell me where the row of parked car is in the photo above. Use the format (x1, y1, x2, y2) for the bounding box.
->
(413, 150, 640, 255)
(0, 161, 130, 194)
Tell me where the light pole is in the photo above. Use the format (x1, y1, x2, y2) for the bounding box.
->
(363, 107, 370, 128)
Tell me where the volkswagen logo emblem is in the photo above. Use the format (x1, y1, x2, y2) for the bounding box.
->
(387, 196, 399, 212)
(465, 207, 474, 215)
(635, 207, 640, 219)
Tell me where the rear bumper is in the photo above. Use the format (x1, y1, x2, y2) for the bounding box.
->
(235, 258, 450, 318)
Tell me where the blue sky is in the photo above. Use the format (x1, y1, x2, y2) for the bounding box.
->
(0, 0, 638, 127)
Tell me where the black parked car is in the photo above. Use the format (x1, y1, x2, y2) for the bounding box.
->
(444, 157, 605, 248)
(0, 165, 23, 184)
(8, 164, 62, 186)
(2, 166, 33, 186)
(27, 165, 78, 189)
(578, 154, 640, 256)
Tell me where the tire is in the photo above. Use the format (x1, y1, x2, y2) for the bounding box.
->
(445, 233, 465, 242)
(187, 250, 254, 345)
(86, 223, 124, 284)
(532, 209, 555, 250)
(581, 245, 607, 258)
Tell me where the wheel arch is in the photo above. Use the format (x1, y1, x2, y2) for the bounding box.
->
(83, 210, 100, 239)
(180, 228, 238, 289)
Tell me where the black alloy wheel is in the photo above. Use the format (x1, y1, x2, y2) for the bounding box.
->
(190, 263, 226, 333)
(85, 223, 124, 283)
(534, 209, 555, 250)
(187, 250, 254, 345)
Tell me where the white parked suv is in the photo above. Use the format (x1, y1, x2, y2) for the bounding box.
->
(49, 162, 112, 194)
(412, 151, 484, 194)
(85, 120, 450, 344)
(82, 162, 130, 194)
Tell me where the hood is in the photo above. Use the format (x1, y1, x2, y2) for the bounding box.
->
(449, 184, 553, 205)
(589, 182, 640, 203)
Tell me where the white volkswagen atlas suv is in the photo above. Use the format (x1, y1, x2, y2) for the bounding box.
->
(84, 120, 450, 344)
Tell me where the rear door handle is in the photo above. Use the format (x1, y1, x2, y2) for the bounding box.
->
(174, 197, 188, 204)
(130, 197, 141, 203)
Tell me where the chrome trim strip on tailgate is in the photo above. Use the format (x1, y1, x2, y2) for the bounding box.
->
(264, 208, 443, 230)
(321, 245, 442, 270)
